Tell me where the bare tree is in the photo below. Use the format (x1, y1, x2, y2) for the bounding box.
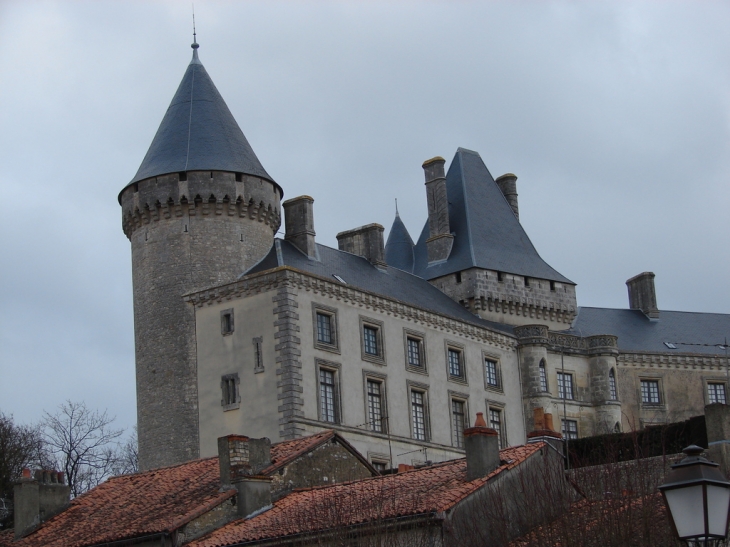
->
(41, 401, 124, 497)
(112, 425, 138, 476)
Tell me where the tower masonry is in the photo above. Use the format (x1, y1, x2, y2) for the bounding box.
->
(120, 40, 282, 471)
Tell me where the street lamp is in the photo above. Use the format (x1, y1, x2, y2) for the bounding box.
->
(659, 445, 730, 545)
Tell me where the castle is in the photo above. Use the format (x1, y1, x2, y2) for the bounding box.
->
(120, 40, 730, 471)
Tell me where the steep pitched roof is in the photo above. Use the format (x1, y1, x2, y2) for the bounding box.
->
(384, 212, 415, 272)
(411, 148, 572, 284)
(123, 43, 274, 193)
(244, 239, 515, 335)
(566, 307, 730, 355)
(190, 444, 543, 547)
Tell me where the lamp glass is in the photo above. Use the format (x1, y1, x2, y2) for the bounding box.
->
(664, 485, 705, 539)
(706, 484, 730, 537)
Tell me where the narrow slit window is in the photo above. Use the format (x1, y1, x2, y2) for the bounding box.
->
(539, 359, 548, 392)
(609, 369, 617, 400)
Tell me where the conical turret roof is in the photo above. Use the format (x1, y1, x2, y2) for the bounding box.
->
(125, 42, 274, 189)
(385, 211, 415, 272)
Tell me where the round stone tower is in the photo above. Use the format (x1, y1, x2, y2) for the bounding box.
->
(119, 40, 282, 471)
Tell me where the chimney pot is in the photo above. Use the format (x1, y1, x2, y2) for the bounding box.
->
(22, 468, 31, 479)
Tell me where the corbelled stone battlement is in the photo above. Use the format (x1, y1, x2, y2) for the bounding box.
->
(120, 171, 281, 239)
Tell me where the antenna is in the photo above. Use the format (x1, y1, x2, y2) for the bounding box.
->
(192, 4, 196, 42)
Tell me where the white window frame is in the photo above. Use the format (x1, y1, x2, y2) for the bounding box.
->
(640, 378, 662, 406)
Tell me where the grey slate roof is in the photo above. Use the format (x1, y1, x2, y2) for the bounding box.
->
(566, 307, 730, 356)
(244, 239, 515, 335)
(409, 148, 573, 284)
(384, 212, 415, 272)
(124, 45, 274, 190)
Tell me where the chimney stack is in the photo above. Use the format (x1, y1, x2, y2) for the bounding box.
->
(14, 469, 70, 538)
(283, 196, 318, 259)
(527, 407, 564, 454)
(218, 435, 272, 518)
(626, 272, 659, 319)
(336, 224, 387, 267)
(422, 157, 454, 263)
(495, 173, 519, 219)
(464, 413, 500, 480)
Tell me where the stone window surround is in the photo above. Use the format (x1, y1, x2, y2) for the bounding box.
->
(362, 370, 389, 434)
(253, 336, 264, 373)
(444, 340, 468, 385)
(312, 303, 340, 354)
(403, 329, 427, 375)
(220, 373, 241, 411)
(220, 308, 234, 336)
(359, 315, 386, 365)
(704, 378, 728, 405)
(407, 380, 431, 442)
(639, 376, 664, 408)
(315, 359, 342, 425)
(539, 358, 549, 393)
(483, 352, 503, 393)
(448, 390, 470, 449)
(486, 399, 507, 448)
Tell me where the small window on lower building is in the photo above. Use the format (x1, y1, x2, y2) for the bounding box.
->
(371, 460, 387, 473)
(221, 373, 240, 411)
(410, 389, 429, 441)
(489, 407, 505, 448)
(451, 399, 467, 448)
(562, 419, 578, 440)
(708, 382, 727, 404)
(220, 309, 234, 335)
(319, 367, 339, 423)
(640, 379, 661, 405)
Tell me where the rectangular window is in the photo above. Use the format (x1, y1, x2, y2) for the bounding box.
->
(708, 383, 727, 404)
(366, 379, 385, 433)
(609, 370, 617, 400)
(562, 419, 578, 440)
(360, 318, 385, 363)
(371, 461, 387, 473)
(253, 337, 264, 373)
(411, 390, 428, 441)
(319, 368, 338, 423)
(407, 337, 423, 368)
(485, 358, 500, 388)
(364, 326, 378, 355)
(641, 380, 660, 405)
(448, 348, 463, 378)
(557, 372, 574, 400)
(220, 373, 240, 410)
(489, 408, 504, 448)
(220, 308, 234, 335)
(316, 312, 333, 344)
(539, 362, 548, 392)
(451, 399, 466, 448)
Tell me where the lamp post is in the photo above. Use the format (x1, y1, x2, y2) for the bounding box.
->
(659, 445, 730, 546)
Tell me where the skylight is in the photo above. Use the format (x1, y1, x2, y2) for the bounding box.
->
(664, 342, 677, 349)
(333, 274, 346, 284)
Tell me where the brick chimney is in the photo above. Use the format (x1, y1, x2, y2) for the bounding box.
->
(422, 157, 454, 263)
(14, 469, 70, 538)
(495, 173, 519, 219)
(527, 407, 564, 454)
(626, 272, 659, 319)
(218, 435, 272, 518)
(464, 412, 500, 480)
(336, 224, 387, 267)
(283, 195, 318, 259)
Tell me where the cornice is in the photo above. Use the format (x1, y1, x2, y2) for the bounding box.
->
(618, 352, 730, 371)
(184, 267, 516, 350)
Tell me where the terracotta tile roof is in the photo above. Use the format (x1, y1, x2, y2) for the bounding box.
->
(262, 430, 335, 475)
(0, 529, 14, 547)
(191, 443, 543, 547)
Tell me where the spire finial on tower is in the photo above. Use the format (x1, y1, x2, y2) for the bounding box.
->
(191, 5, 199, 50)
(395, 198, 399, 215)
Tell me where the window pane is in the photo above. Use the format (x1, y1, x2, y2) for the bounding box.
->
(407, 338, 422, 367)
(641, 380, 660, 404)
(557, 373, 573, 400)
(609, 369, 617, 400)
(448, 349, 462, 377)
(539, 361, 548, 392)
(562, 419, 578, 440)
(709, 383, 727, 404)
(316, 313, 332, 344)
(411, 391, 426, 440)
(485, 359, 498, 387)
(452, 400, 465, 448)
(364, 326, 378, 355)
(367, 380, 383, 432)
(319, 369, 336, 422)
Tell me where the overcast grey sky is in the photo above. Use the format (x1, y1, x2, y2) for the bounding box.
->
(1, 1, 728, 434)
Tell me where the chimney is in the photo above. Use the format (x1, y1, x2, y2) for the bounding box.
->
(283, 196, 317, 259)
(464, 413, 500, 480)
(336, 224, 387, 267)
(218, 435, 272, 518)
(527, 407, 564, 453)
(14, 469, 70, 538)
(495, 173, 519, 219)
(626, 272, 659, 319)
(422, 157, 454, 263)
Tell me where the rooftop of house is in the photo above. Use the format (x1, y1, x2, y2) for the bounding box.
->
(122, 41, 275, 195)
(190, 443, 543, 547)
(11, 431, 364, 547)
(245, 238, 515, 335)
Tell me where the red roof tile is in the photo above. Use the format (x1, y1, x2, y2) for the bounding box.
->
(262, 430, 335, 475)
(191, 443, 543, 547)
(0, 529, 14, 547)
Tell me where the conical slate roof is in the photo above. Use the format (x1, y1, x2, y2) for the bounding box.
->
(125, 43, 274, 189)
(412, 148, 573, 284)
(384, 211, 415, 272)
